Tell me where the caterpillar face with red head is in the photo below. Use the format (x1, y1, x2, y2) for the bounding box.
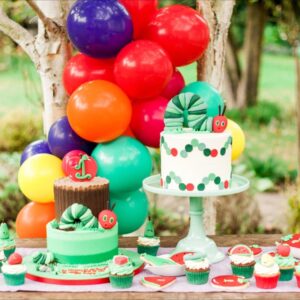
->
(212, 105, 227, 133)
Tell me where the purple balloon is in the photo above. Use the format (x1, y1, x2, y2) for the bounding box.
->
(48, 116, 95, 159)
(20, 140, 51, 165)
(67, 0, 133, 58)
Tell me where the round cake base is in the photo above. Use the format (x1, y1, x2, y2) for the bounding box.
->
(24, 249, 144, 285)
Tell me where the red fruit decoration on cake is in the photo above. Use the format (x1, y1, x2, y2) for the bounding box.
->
(8, 253, 23, 265)
(212, 105, 227, 133)
(229, 244, 252, 256)
(276, 243, 291, 257)
(63, 152, 97, 182)
(280, 234, 300, 258)
(62, 150, 87, 174)
(113, 255, 129, 265)
(98, 209, 117, 229)
(170, 252, 194, 265)
(211, 275, 249, 290)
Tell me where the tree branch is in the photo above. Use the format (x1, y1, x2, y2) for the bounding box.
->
(26, 0, 62, 34)
(0, 5, 39, 67)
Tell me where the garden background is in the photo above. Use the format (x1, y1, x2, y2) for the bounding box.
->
(0, 0, 300, 236)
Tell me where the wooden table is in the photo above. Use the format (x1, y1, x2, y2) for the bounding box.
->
(1, 234, 297, 300)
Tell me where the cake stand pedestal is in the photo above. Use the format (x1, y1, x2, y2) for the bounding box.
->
(143, 174, 249, 264)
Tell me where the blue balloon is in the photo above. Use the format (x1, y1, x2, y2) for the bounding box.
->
(67, 0, 133, 58)
(48, 116, 95, 159)
(20, 140, 51, 165)
(110, 189, 148, 235)
(182, 81, 224, 117)
(92, 136, 152, 194)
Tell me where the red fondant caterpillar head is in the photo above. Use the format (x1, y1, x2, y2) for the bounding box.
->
(212, 105, 227, 133)
(98, 205, 117, 229)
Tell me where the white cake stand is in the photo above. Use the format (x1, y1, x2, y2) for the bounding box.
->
(143, 174, 249, 264)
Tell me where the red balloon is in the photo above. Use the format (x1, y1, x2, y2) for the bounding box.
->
(16, 202, 55, 238)
(63, 53, 115, 95)
(144, 5, 210, 67)
(131, 96, 168, 148)
(119, 0, 158, 39)
(114, 40, 173, 100)
(161, 69, 185, 99)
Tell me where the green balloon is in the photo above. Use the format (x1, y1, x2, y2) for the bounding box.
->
(182, 81, 224, 117)
(110, 190, 148, 235)
(92, 136, 152, 194)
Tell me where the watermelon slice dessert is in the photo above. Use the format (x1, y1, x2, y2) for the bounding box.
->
(141, 276, 176, 290)
(170, 252, 194, 265)
(211, 275, 249, 290)
(280, 234, 300, 259)
(140, 253, 178, 266)
(227, 244, 262, 257)
(229, 244, 253, 256)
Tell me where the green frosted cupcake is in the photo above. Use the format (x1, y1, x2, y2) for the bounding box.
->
(137, 217, 160, 256)
(0, 223, 16, 259)
(2, 253, 26, 286)
(275, 244, 295, 281)
(231, 263, 254, 279)
(229, 244, 255, 279)
(108, 255, 134, 289)
(184, 253, 210, 285)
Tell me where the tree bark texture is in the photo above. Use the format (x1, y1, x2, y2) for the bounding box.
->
(0, 0, 73, 134)
(237, 1, 266, 108)
(196, 0, 235, 234)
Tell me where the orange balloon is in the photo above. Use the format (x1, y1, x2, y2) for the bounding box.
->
(16, 202, 55, 238)
(67, 80, 132, 143)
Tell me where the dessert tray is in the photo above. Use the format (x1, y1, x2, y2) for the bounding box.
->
(24, 249, 144, 285)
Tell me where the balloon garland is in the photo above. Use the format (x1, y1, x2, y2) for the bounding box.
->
(16, 0, 246, 237)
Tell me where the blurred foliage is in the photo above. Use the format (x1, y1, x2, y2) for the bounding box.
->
(0, 109, 42, 152)
(149, 198, 188, 236)
(289, 186, 300, 233)
(227, 101, 283, 126)
(159, 0, 195, 8)
(246, 155, 297, 187)
(0, 152, 27, 223)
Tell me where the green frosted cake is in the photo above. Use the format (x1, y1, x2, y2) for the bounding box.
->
(47, 217, 118, 264)
(47, 154, 118, 265)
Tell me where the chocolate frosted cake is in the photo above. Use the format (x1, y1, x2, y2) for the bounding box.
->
(54, 176, 109, 220)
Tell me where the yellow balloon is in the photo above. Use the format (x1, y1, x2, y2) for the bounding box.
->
(18, 154, 64, 203)
(226, 119, 245, 161)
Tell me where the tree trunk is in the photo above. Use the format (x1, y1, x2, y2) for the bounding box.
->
(237, 1, 266, 108)
(225, 30, 241, 105)
(197, 0, 235, 234)
(35, 1, 71, 134)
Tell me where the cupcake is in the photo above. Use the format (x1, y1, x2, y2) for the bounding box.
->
(0, 223, 15, 258)
(295, 262, 300, 287)
(254, 253, 280, 289)
(275, 244, 295, 281)
(229, 244, 255, 279)
(184, 253, 210, 285)
(2, 253, 27, 286)
(109, 255, 134, 289)
(137, 217, 160, 256)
